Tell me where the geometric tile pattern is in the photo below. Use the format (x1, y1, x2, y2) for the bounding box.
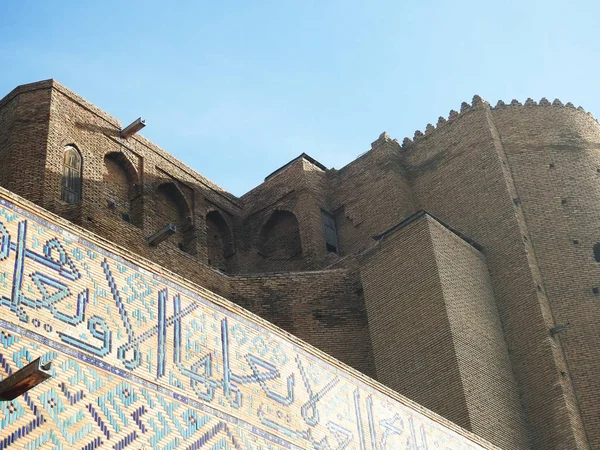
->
(0, 197, 487, 449)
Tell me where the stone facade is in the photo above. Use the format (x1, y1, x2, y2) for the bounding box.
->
(0, 80, 598, 449)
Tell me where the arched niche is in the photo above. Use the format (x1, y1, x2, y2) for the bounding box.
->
(206, 209, 234, 271)
(258, 210, 302, 267)
(103, 152, 142, 227)
(156, 182, 196, 255)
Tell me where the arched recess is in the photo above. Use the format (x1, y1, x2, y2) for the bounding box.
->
(258, 210, 302, 267)
(156, 182, 196, 255)
(103, 152, 142, 227)
(206, 210, 234, 271)
(61, 145, 82, 204)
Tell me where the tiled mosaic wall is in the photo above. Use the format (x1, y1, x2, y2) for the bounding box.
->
(0, 196, 490, 449)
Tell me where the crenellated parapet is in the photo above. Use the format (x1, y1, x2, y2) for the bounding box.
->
(400, 95, 598, 149)
(401, 95, 488, 148)
(491, 96, 596, 120)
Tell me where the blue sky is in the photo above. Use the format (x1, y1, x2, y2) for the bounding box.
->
(1, 0, 598, 196)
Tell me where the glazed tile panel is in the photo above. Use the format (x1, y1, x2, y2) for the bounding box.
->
(0, 197, 488, 449)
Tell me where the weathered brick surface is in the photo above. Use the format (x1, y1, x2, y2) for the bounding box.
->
(360, 215, 468, 425)
(327, 135, 416, 256)
(1, 79, 599, 449)
(42, 81, 236, 296)
(237, 157, 330, 272)
(404, 102, 590, 449)
(0, 82, 52, 204)
(206, 208, 235, 272)
(0, 88, 18, 188)
(360, 213, 529, 449)
(229, 268, 376, 378)
(429, 216, 529, 449)
(492, 104, 600, 449)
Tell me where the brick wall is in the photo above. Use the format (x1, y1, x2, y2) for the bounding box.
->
(206, 208, 234, 272)
(327, 134, 417, 256)
(40, 81, 241, 297)
(429, 215, 529, 449)
(492, 103, 600, 448)
(0, 87, 18, 187)
(360, 215, 468, 425)
(103, 151, 141, 226)
(360, 213, 529, 449)
(404, 101, 589, 449)
(0, 81, 52, 204)
(228, 267, 377, 378)
(237, 156, 331, 272)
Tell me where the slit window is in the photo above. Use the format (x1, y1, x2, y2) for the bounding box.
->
(321, 209, 338, 253)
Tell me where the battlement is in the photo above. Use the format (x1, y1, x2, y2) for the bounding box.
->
(399, 95, 598, 149)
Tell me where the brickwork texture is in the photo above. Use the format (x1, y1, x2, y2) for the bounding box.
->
(0, 80, 599, 449)
(0, 188, 495, 449)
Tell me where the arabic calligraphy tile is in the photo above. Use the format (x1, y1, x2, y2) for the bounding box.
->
(0, 200, 488, 450)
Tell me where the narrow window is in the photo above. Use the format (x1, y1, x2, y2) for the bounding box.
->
(61, 146, 82, 204)
(594, 243, 600, 262)
(321, 209, 338, 253)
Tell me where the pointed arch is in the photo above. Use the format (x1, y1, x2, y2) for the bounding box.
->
(206, 209, 234, 271)
(258, 210, 302, 268)
(61, 145, 82, 204)
(103, 152, 142, 227)
(156, 182, 196, 254)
